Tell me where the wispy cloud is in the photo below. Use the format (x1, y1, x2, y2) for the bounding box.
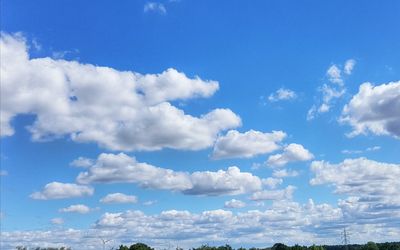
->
(268, 88, 297, 102)
(144, 2, 167, 14)
(341, 146, 381, 155)
(307, 59, 356, 120)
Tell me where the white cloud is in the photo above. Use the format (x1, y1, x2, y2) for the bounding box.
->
(367, 146, 381, 151)
(268, 88, 297, 102)
(249, 185, 296, 201)
(341, 146, 381, 155)
(262, 177, 283, 189)
(318, 103, 330, 113)
(144, 2, 166, 14)
(186, 167, 262, 196)
(30, 182, 94, 200)
(76, 153, 262, 196)
(310, 158, 400, 225)
(272, 169, 299, 178)
(326, 65, 343, 85)
(76, 153, 192, 190)
(321, 84, 345, 105)
(267, 143, 314, 167)
(137, 69, 219, 105)
(50, 218, 64, 225)
(100, 193, 138, 204)
(212, 130, 286, 159)
(0, 170, 8, 176)
(344, 59, 356, 75)
(224, 199, 246, 208)
(314, 83, 345, 115)
(341, 149, 363, 154)
(326, 65, 342, 85)
(70, 157, 93, 168)
(59, 204, 91, 214)
(143, 200, 157, 206)
(308, 60, 355, 120)
(307, 83, 346, 119)
(310, 158, 400, 201)
(340, 81, 400, 139)
(306, 105, 317, 121)
(3, 198, 400, 249)
(0, 33, 241, 151)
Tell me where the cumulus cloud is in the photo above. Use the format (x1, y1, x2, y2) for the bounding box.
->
(144, 2, 166, 14)
(100, 193, 138, 204)
(70, 157, 93, 168)
(3, 198, 400, 249)
(310, 158, 400, 225)
(59, 204, 91, 214)
(185, 167, 262, 196)
(212, 130, 286, 159)
(267, 143, 314, 167)
(0, 33, 240, 151)
(76, 153, 192, 190)
(310, 158, 400, 202)
(30, 182, 94, 200)
(262, 177, 283, 189)
(224, 199, 246, 208)
(250, 185, 296, 201)
(76, 153, 262, 196)
(340, 81, 400, 139)
(268, 88, 297, 102)
(272, 169, 299, 178)
(94, 203, 341, 244)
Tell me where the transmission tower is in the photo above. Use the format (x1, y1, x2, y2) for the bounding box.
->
(341, 228, 350, 250)
(100, 237, 112, 250)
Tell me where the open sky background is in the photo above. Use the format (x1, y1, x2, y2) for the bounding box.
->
(1, 0, 399, 249)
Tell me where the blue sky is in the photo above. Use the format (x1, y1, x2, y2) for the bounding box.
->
(1, 0, 400, 249)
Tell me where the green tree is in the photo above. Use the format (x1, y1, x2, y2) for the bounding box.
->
(217, 245, 233, 250)
(272, 243, 289, 250)
(309, 245, 325, 250)
(362, 242, 379, 250)
(118, 245, 129, 250)
(129, 243, 154, 250)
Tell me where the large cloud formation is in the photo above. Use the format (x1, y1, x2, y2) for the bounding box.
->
(3, 199, 400, 250)
(76, 153, 262, 196)
(311, 158, 400, 202)
(3, 158, 400, 249)
(0, 33, 241, 151)
(0, 201, 341, 249)
(311, 158, 400, 225)
(340, 81, 400, 139)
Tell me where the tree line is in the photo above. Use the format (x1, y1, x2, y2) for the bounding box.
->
(116, 242, 400, 250)
(14, 241, 400, 250)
